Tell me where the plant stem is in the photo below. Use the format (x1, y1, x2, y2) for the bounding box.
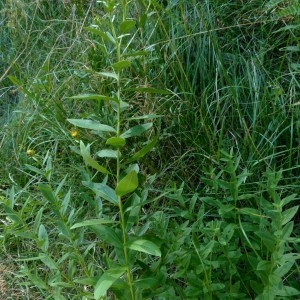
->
(112, 9, 135, 299)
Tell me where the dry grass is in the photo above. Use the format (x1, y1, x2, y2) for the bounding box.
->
(0, 262, 28, 300)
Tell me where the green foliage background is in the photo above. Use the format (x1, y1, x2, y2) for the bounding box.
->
(0, 0, 300, 299)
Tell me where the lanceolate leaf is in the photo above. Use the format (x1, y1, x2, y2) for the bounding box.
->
(126, 239, 161, 257)
(282, 206, 299, 225)
(66, 94, 118, 102)
(121, 123, 153, 139)
(126, 138, 158, 164)
(70, 219, 115, 230)
(97, 149, 119, 159)
(94, 267, 126, 299)
(80, 141, 110, 174)
(106, 137, 126, 147)
(123, 50, 148, 58)
(68, 119, 116, 133)
(98, 72, 118, 80)
(83, 27, 110, 42)
(115, 171, 138, 197)
(83, 181, 118, 205)
(90, 225, 123, 248)
(112, 60, 131, 71)
(120, 20, 136, 34)
(38, 224, 49, 252)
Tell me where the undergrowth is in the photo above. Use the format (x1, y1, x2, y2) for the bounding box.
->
(1, 0, 300, 299)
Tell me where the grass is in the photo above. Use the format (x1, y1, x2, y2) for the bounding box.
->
(1, 0, 300, 299)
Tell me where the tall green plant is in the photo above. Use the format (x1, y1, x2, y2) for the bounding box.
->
(65, 1, 166, 299)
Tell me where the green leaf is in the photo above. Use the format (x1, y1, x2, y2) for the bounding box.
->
(67, 119, 116, 133)
(115, 171, 138, 197)
(112, 60, 131, 71)
(280, 46, 300, 52)
(71, 219, 115, 230)
(274, 262, 294, 277)
(106, 137, 126, 147)
(80, 141, 111, 174)
(126, 138, 158, 163)
(281, 193, 297, 207)
(127, 114, 163, 121)
(66, 94, 118, 102)
(134, 277, 161, 289)
(121, 123, 153, 139)
(38, 184, 57, 205)
(83, 27, 110, 42)
(8, 75, 34, 97)
(97, 149, 119, 159)
(25, 164, 45, 176)
(105, 31, 116, 44)
(123, 50, 148, 58)
(255, 231, 276, 251)
(276, 286, 300, 297)
(282, 206, 299, 225)
(126, 239, 161, 257)
(282, 222, 294, 241)
(39, 253, 58, 270)
(73, 276, 98, 286)
(38, 224, 49, 252)
(120, 20, 136, 34)
(83, 181, 118, 205)
(90, 225, 123, 248)
(60, 190, 71, 216)
(238, 207, 267, 218)
(94, 267, 126, 299)
(98, 72, 118, 80)
(33, 208, 43, 234)
(125, 87, 171, 94)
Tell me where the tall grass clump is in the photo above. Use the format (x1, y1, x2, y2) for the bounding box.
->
(0, 0, 300, 299)
(149, 0, 300, 188)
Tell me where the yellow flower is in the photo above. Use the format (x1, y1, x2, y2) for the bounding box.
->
(70, 129, 79, 138)
(26, 149, 35, 156)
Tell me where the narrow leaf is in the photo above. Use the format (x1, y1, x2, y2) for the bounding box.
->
(126, 239, 161, 257)
(83, 181, 118, 204)
(238, 207, 267, 218)
(25, 164, 45, 176)
(38, 184, 57, 205)
(38, 224, 49, 252)
(126, 138, 158, 163)
(106, 137, 126, 147)
(98, 72, 118, 80)
(80, 141, 110, 174)
(94, 267, 126, 299)
(33, 208, 43, 234)
(91, 225, 123, 248)
(66, 94, 118, 102)
(121, 123, 153, 139)
(73, 276, 98, 286)
(105, 31, 116, 44)
(83, 27, 110, 42)
(127, 114, 163, 121)
(71, 219, 115, 230)
(97, 149, 119, 159)
(115, 171, 138, 197)
(281, 46, 300, 52)
(112, 60, 131, 71)
(276, 286, 300, 297)
(67, 119, 116, 133)
(39, 253, 58, 270)
(120, 20, 136, 34)
(282, 206, 299, 225)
